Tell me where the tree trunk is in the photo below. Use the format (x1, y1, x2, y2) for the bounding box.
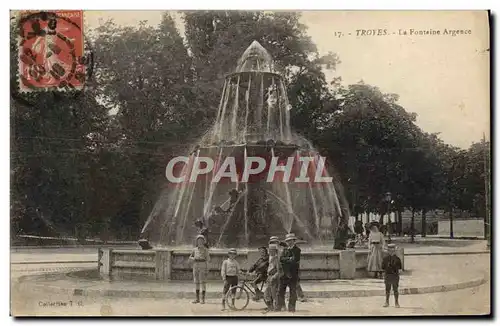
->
(449, 208, 454, 239)
(421, 209, 427, 237)
(411, 209, 415, 243)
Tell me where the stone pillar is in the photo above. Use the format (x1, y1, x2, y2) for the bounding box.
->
(155, 250, 172, 280)
(339, 249, 356, 279)
(396, 247, 404, 270)
(98, 248, 112, 280)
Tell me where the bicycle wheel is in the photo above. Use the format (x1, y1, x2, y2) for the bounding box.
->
(225, 285, 250, 311)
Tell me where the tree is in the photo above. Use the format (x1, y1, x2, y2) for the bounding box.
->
(10, 15, 110, 238)
(318, 83, 422, 222)
(89, 13, 201, 237)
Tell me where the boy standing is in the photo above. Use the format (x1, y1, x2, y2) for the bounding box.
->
(221, 248, 240, 311)
(382, 243, 402, 308)
(264, 243, 281, 311)
(189, 234, 210, 304)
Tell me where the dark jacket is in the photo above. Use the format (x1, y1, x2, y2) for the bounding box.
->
(280, 245, 301, 279)
(249, 255, 269, 275)
(382, 254, 402, 275)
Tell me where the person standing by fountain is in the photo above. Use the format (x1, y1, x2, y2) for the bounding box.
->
(382, 243, 402, 308)
(367, 224, 385, 278)
(277, 233, 301, 313)
(264, 242, 281, 312)
(189, 235, 210, 304)
(269, 236, 307, 303)
(221, 248, 240, 311)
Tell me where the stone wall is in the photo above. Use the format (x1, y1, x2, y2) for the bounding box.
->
(438, 219, 485, 238)
(99, 247, 404, 281)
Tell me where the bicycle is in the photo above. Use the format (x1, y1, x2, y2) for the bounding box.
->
(225, 272, 266, 311)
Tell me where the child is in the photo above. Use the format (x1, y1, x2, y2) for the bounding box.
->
(264, 243, 281, 311)
(248, 246, 269, 300)
(382, 243, 402, 308)
(189, 234, 210, 304)
(221, 248, 240, 311)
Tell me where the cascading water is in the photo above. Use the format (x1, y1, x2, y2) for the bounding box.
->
(142, 41, 350, 248)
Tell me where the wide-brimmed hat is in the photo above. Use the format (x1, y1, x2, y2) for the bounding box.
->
(269, 236, 280, 243)
(195, 234, 206, 242)
(387, 243, 396, 249)
(285, 233, 297, 241)
(228, 248, 237, 254)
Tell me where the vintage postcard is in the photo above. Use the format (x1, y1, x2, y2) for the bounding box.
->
(10, 10, 490, 317)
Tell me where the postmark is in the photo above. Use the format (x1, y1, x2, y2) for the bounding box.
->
(18, 10, 86, 92)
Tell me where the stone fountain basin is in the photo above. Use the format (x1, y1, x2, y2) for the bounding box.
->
(98, 247, 405, 281)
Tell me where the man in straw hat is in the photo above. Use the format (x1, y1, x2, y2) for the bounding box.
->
(188, 234, 210, 304)
(382, 243, 402, 308)
(269, 235, 307, 303)
(276, 233, 301, 312)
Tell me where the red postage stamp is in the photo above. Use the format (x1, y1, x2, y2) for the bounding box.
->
(18, 10, 86, 92)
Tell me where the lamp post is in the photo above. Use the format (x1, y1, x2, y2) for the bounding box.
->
(385, 192, 392, 244)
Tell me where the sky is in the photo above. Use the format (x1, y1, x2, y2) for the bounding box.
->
(84, 10, 490, 149)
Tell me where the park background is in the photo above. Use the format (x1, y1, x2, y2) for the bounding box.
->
(9, 10, 491, 244)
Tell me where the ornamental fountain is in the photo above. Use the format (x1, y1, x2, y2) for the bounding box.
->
(96, 42, 405, 282)
(141, 41, 350, 248)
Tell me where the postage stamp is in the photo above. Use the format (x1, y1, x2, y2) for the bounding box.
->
(17, 10, 86, 92)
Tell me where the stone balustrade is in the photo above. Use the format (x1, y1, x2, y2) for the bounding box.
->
(98, 247, 404, 281)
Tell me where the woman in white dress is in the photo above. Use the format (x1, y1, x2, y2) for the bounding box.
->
(367, 224, 385, 278)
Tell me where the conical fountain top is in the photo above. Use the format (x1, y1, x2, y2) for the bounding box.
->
(235, 40, 275, 73)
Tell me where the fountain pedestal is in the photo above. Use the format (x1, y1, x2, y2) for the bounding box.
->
(97, 247, 405, 281)
(339, 250, 356, 279)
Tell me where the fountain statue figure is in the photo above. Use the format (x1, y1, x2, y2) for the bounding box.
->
(142, 41, 350, 248)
